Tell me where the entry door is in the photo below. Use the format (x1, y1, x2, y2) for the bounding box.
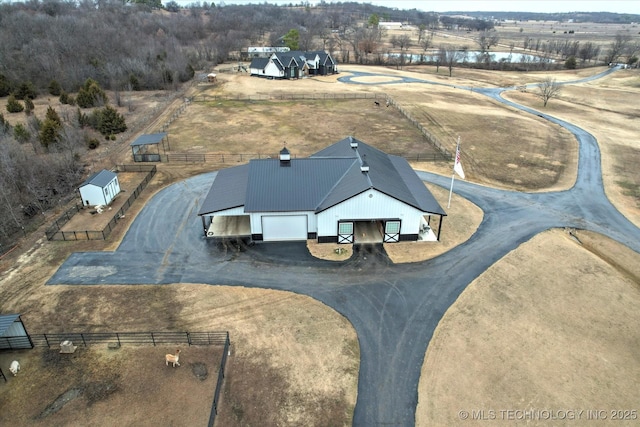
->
(384, 220, 401, 243)
(338, 222, 354, 244)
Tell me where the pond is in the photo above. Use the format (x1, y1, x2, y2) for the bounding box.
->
(387, 51, 554, 64)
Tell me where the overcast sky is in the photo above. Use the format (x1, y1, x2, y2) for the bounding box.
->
(195, 1, 639, 14)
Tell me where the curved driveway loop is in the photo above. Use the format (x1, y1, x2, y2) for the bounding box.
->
(48, 67, 640, 426)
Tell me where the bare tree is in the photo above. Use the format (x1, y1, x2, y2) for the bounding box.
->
(476, 30, 499, 64)
(604, 33, 631, 64)
(536, 77, 562, 107)
(438, 45, 464, 77)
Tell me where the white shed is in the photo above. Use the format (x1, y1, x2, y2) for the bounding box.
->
(79, 169, 121, 207)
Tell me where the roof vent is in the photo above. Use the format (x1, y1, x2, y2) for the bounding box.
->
(349, 136, 358, 149)
(360, 159, 369, 173)
(279, 146, 291, 166)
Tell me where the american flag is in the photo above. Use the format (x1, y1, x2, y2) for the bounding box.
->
(454, 142, 465, 179)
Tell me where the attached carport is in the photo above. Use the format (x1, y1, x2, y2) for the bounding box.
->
(205, 215, 251, 239)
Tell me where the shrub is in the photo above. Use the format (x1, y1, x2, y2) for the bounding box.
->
(565, 56, 577, 70)
(86, 137, 100, 149)
(24, 98, 34, 116)
(48, 79, 62, 96)
(6, 95, 24, 113)
(14, 123, 30, 143)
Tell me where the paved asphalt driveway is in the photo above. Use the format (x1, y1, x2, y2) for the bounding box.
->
(48, 67, 640, 426)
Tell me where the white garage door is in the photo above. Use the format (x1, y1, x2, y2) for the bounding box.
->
(262, 215, 308, 241)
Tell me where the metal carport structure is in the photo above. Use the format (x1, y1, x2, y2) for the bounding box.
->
(130, 132, 169, 162)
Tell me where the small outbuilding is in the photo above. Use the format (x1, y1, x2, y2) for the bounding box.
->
(0, 314, 33, 350)
(130, 132, 169, 162)
(78, 169, 121, 207)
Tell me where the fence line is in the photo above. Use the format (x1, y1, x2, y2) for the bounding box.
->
(385, 97, 453, 161)
(45, 165, 157, 241)
(28, 331, 229, 349)
(165, 151, 446, 164)
(208, 335, 231, 427)
(193, 92, 386, 102)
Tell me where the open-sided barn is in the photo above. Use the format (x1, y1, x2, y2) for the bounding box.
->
(198, 137, 446, 244)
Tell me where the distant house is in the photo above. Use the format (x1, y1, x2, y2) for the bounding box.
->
(249, 50, 337, 79)
(198, 137, 446, 244)
(78, 169, 121, 207)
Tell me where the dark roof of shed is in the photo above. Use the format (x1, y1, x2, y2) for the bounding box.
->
(0, 314, 20, 336)
(80, 169, 117, 188)
(130, 132, 167, 147)
(198, 137, 446, 216)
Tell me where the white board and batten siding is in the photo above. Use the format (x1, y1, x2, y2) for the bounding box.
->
(317, 189, 425, 236)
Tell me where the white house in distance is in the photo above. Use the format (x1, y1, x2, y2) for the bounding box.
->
(249, 50, 338, 79)
(78, 169, 121, 207)
(198, 137, 446, 244)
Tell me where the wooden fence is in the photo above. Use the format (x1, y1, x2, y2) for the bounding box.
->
(45, 165, 156, 241)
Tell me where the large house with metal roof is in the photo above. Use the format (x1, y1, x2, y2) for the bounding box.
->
(249, 50, 338, 79)
(198, 137, 446, 244)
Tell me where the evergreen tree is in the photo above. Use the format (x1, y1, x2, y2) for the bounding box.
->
(46, 106, 63, 127)
(14, 82, 37, 100)
(76, 78, 108, 108)
(14, 123, 31, 143)
(565, 56, 577, 69)
(39, 119, 61, 148)
(0, 74, 11, 97)
(97, 106, 127, 136)
(283, 29, 300, 50)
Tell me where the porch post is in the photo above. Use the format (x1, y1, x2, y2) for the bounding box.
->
(437, 214, 444, 241)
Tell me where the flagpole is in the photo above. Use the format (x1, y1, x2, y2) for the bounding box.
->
(447, 172, 455, 209)
(447, 136, 460, 208)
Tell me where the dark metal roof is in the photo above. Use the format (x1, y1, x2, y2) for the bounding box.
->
(198, 137, 446, 216)
(80, 169, 117, 188)
(249, 57, 269, 69)
(130, 133, 167, 147)
(245, 157, 357, 212)
(313, 137, 446, 214)
(0, 314, 20, 336)
(198, 164, 250, 215)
